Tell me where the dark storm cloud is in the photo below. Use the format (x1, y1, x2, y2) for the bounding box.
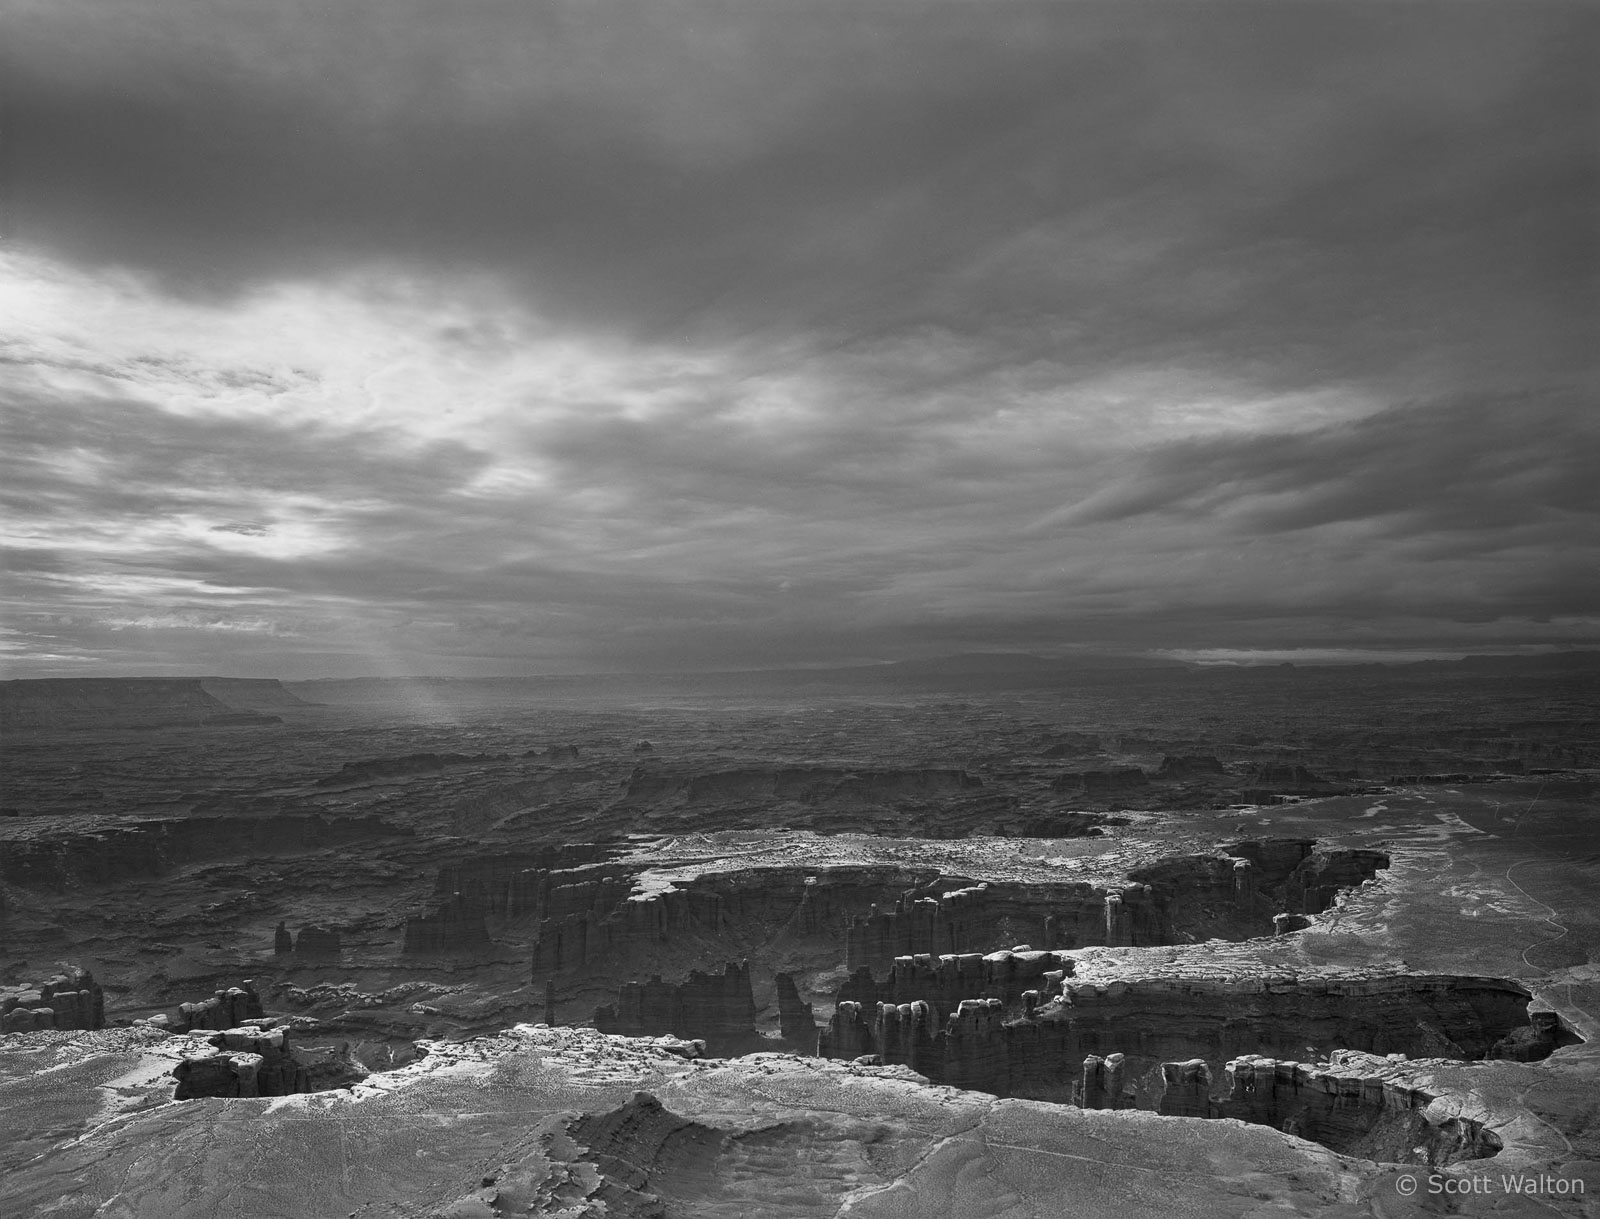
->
(7, 1, 1594, 381)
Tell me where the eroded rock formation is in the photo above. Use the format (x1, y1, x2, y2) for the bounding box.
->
(402, 892, 491, 955)
(835, 949, 1073, 1015)
(1156, 1058, 1211, 1117)
(173, 1025, 307, 1098)
(841, 844, 1387, 972)
(274, 921, 341, 956)
(171, 1021, 366, 1099)
(593, 961, 757, 1051)
(434, 844, 617, 922)
(168, 981, 267, 1033)
(1081, 1052, 1132, 1109)
(0, 966, 104, 1032)
(1217, 1052, 1504, 1165)
(532, 865, 937, 975)
(774, 972, 818, 1051)
(522, 841, 1389, 989)
(819, 972, 1568, 1107)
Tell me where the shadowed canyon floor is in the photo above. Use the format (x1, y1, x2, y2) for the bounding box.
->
(1, 662, 1597, 1215)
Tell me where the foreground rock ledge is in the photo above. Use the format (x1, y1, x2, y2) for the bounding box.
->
(2, 1023, 1594, 1218)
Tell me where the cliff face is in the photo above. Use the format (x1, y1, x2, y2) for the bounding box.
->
(835, 949, 1074, 1016)
(843, 880, 1120, 971)
(819, 973, 1568, 1108)
(171, 1023, 366, 1099)
(1215, 1053, 1504, 1166)
(592, 961, 758, 1052)
(172, 1025, 310, 1099)
(525, 842, 1388, 1003)
(15, 1021, 1510, 1219)
(295, 925, 342, 956)
(0, 966, 104, 1033)
(531, 865, 938, 976)
(1281, 848, 1394, 914)
(840, 843, 1387, 973)
(402, 892, 491, 955)
(0, 677, 288, 730)
(167, 982, 267, 1033)
(434, 844, 617, 921)
(773, 972, 818, 1052)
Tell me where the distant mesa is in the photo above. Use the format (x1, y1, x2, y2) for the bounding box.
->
(196, 677, 315, 712)
(0, 677, 308, 731)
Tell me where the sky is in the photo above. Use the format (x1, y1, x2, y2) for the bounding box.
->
(2, 0, 1596, 677)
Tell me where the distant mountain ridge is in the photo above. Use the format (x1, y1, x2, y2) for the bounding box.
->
(7, 651, 1594, 723)
(286, 649, 1600, 690)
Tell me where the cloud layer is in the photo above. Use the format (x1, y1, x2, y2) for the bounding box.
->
(2, 2, 1595, 675)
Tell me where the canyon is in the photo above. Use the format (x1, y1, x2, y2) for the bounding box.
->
(1, 658, 1596, 1215)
